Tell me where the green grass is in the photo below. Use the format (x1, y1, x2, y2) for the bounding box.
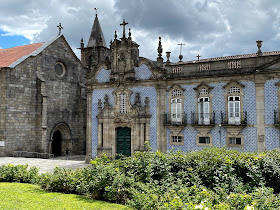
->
(0, 182, 132, 210)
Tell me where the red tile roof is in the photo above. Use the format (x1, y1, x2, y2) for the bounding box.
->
(0, 43, 45, 67)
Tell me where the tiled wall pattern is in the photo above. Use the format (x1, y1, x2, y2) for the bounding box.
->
(91, 89, 115, 158)
(264, 80, 280, 150)
(210, 83, 226, 124)
(130, 87, 157, 151)
(264, 79, 279, 124)
(96, 68, 112, 83)
(241, 81, 257, 125)
(166, 81, 258, 152)
(134, 64, 152, 80)
(265, 127, 280, 150)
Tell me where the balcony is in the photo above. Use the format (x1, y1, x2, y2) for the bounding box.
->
(190, 112, 216, 125)
(164, 113, 187, 126)
(221, 111, 247, 125)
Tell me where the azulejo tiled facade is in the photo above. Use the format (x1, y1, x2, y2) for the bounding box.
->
(84, 15, 280, 162)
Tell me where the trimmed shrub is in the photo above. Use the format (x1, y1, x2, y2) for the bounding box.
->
(0, 164, 38, 183)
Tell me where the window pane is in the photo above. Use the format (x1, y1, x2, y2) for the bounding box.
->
(199, 137, 210, 144)
(236, 138, 241, 144)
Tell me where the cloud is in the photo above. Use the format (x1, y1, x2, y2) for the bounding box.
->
(1, 0, 280, 62)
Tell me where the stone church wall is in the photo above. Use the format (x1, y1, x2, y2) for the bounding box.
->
(0, 69, 7, 156)
(38, 38, 86, 155)
(4, 58, 40, 155)
(2, 36, 86, 156)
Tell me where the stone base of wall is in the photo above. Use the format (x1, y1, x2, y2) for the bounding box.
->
(0, 147, 5, 157)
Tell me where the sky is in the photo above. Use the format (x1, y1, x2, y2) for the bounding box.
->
(1, 0, 280, 62)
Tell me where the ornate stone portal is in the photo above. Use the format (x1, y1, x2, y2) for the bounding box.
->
(96, 85, 151, 156)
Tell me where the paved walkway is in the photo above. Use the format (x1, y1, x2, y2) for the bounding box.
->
(0, 156, 90, 174)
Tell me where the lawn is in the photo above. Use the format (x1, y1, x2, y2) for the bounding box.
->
(0, 182, 132, 210)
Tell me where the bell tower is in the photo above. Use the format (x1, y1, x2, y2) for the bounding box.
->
(80, 11, 110, 69)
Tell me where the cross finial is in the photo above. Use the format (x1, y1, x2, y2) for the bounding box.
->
(94, 8, 98, 17)
(196, 54, 201, 61)
(178, 43, 185, 62)
(177, 43, 185, 55)
(120, 19, 128, 38)
(57, 23, 63, 35)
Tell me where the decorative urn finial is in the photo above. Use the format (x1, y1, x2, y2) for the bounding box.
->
(256, 40, 263, 56)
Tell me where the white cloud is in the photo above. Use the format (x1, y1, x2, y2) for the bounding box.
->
(1, 0, 280, 60)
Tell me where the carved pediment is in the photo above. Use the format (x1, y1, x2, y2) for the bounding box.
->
(223, 80, 245, 90)
(167, 84, 185, 92)
(194, 82, 213, 93)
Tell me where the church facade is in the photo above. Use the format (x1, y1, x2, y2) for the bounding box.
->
(85, 15, 280, 162)
(0, 34, 86, 157)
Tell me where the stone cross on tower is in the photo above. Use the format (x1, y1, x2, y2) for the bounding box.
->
(120, 19, 128, 38)
(57, 23, 63, 35)
(178, 43, 185, 62)
(196, 54, 201, 61)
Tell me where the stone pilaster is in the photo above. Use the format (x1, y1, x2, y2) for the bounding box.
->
(156, 83, 167, 152)
(85, 90, 92, 163)
(255, 77, 266, 151)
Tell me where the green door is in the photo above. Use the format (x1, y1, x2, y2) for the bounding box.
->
(116, 127, 131, 156)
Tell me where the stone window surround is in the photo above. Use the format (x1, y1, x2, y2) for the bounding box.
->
(194, 82, 213, 123)
(167, 84, 185, 123)
(226, 134, 244, 147)
(169, 133, 184, 145)
(113, 87, 133, 115)
(196, 133, 212, 146)
(54, 61, 66, 78)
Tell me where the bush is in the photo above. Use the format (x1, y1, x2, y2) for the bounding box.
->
(2, 147, 280, 209)
(0, 164, 38, 183)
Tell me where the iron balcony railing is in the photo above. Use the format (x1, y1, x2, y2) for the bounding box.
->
(191, 112, 216, 125)
(221, 111, 247, 125)
(274, 110, 280, 124)
(164, 113, 188, 126)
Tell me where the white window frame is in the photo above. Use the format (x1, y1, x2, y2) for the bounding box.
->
(228, 96, 240, 125)
(198, 97, 210, 125)
(171, 98, 182, 123)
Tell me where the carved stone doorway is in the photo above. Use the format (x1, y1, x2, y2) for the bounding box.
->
(50, 123, 72, 156)
(52, 130, 62, 156)
(116, 127, 131, 156)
